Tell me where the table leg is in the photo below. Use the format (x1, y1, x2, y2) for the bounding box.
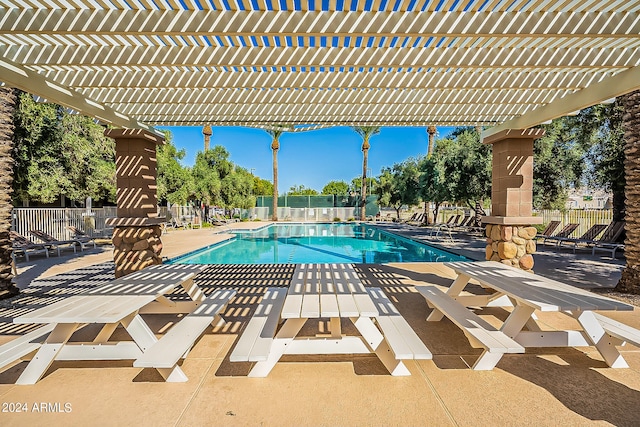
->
(121, 312, 189, 382)
(427, 274, 470, 321)
(330, 317, 342, 338)
(500, 304, 535, 338)
(93, 323, 119, 343)
(248, 318, 306, 378)
(181, 278, 206, 302)
(472, 352, 505, 371)
(16, 323, 79, 385)
(574, 310, 629, 368)
(352, 317, 411, 376)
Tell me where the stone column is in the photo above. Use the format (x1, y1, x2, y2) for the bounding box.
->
(104, 129, 165, 278)
(482, 129, 545, 271)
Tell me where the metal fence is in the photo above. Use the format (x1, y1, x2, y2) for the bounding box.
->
(12, 205, 615, 242)
(249, 206, 362, 221)
(12, 207, 117, 241)
(256, 195, 379, 217)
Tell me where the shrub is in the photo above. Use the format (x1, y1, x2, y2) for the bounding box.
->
(533, 223, 547, 233)
(333, 217, 341, 222)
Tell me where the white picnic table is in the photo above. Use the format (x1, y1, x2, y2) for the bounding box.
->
(12, 264, 234, 384)
(418, 261, 636, 370)
(230, 263, 431, 377)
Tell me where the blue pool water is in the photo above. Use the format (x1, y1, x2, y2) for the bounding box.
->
(170, 223, 468, 264)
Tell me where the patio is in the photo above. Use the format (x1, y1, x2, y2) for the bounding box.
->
(1, 225, 638, 426)
(1, 1, 640, 424)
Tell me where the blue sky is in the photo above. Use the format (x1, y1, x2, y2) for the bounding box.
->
(158, 125, 455, 193)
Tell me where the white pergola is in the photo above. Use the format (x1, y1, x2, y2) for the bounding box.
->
(0, 0, 639, 137)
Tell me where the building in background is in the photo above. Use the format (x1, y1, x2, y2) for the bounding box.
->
(566, 189, 612, 210)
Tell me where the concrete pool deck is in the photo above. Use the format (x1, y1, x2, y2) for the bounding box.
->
(1, 222, 639, 426)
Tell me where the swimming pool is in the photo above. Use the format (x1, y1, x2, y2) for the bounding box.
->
(170, 223, 468, 264)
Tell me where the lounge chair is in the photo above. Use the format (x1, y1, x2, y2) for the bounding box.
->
(431, 214, 458, 228)
(541, 223, 579, 246)
(536, 221, 560, 240)
(591, 221, 626, 258)
(555, 223, 608, 253)
(460, 216, 474, 227)
(209, 213, 237, 225)
(425, 215, 461, 242)
(29, 230, 79, 254)
(66, 225, 97, 250)
(452, 215, 475, 230)
(406, 213, 425, 225)
(10, 231, 50, 261)
(171, 217, 191, 229)
(190, 215, 203, 229)
(457, 215, 485, 234)
(403, 212, 418, 223)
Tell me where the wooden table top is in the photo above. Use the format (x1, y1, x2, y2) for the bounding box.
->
(14, 294, 158, 324)
(281, 263, 378, 319)
(445, 261, 633, 312)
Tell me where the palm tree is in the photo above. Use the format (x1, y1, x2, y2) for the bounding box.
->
(352, 126, 381, 221)
(266, 128, 285, 221)
(426, 125, 437, 156)
(0, 87, 19, 298)
(424, 125, 438, 223)
(616, 89, 640, 294)
(202, 124, 212, 151)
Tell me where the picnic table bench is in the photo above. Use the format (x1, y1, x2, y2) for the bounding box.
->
(134, 288, 235, 381)
(418, 261, 637, 370)
(417, 286, 524, 370)
(7, 264, 235, 384)
(230, 263, 431, 377)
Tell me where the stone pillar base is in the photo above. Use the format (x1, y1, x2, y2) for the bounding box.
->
(112, 225, 163, 278)
(485, 224, 537, 271)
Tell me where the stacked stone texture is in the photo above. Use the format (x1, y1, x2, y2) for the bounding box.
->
(617, 89, 640, 293)
(485, 224, 537, 271)
(112, 225, 163, 278)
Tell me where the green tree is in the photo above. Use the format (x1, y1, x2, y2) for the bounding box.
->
(287, 184, 319, 196)
(533, 119, 585, 210)
(321, 180, 349, 195)
(191, 145, 232, 206)
(349, 177, 361, 193)
(352, 126, 381, 220)
(12, 92, 116, 205)
(418, 155, 448, 224)
(438, 128, 491, 224)
(59, 114, 116, 204)
(374, 159, 421, 219)
(221, 166, 255, 209)
(156, 132, 193, 205)
(12, 93, 66, 204)
(580, 103, 626, 220)
(253, 176, 273, 196)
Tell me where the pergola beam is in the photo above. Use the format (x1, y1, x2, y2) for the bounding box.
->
(0, 1, 638, 128)
(0, 56, 161, 136)
(101, 88, 571, 108)
(88, 87, 573, 105)
(5, 46, 637, 69)
(483, 65, 640, 139)
(1, 10, 638, 38)
(36, 67, 619, 90)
